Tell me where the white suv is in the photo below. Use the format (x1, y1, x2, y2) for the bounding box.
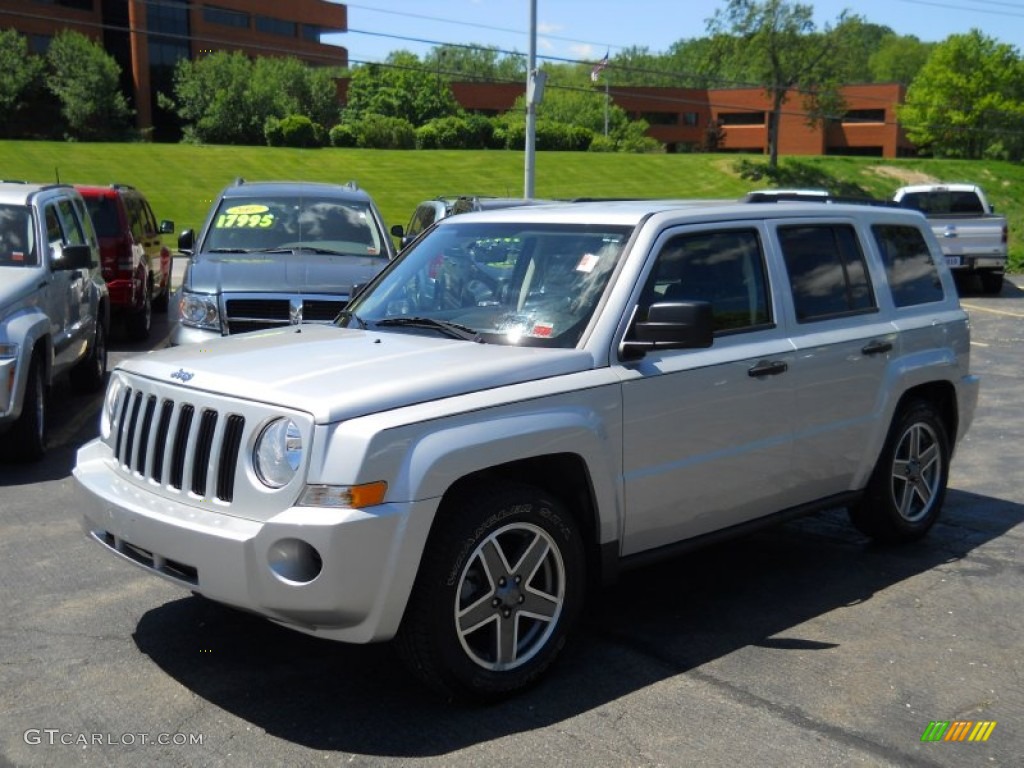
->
(74, 199, 978, 701)
(1, 182, 108, 460)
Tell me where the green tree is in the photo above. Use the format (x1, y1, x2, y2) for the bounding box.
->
(897, 29, 1024, 159)
(163, 52, 339, 145)
(869, 34, 933, 85)
(45, 30, 132, 140)
(428, 44, 525, 83)
(0, 29, 44, 133)
(345, 51, 459, 126)
(705, 0, 854, 167)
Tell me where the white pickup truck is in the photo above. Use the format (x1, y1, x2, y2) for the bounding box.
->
(892, 183, 1007, 294)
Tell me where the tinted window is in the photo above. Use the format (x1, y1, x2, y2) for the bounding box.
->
(84, 197, 120, 237)
(779, 224, 875, 322)
(638, 229, 771, 334)
(872, 224, 945, 307)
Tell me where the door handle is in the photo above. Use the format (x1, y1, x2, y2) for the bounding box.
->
(862, 340, 893, 356)
(748, 360, 788, 377)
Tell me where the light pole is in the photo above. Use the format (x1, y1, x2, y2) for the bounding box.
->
(524, 0, 537, 199)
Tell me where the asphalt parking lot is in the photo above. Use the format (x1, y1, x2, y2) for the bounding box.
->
(0, 274, 1021, 768)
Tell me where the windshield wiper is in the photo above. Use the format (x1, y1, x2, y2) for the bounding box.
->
(375, 316, 484, 342)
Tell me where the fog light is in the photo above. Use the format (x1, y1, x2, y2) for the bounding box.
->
(267, 538, 323, 584)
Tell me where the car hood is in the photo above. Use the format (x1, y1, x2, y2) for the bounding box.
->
(185, 251, 389, 295)
(118, 324, 595, 423)
(0, 268, 39, 315)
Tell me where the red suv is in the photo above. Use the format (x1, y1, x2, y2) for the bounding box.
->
(76, 184, 174, 340)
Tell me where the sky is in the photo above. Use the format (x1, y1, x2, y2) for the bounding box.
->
(330, 0, 1024, 68)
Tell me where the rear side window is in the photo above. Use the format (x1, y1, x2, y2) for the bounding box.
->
(871, 224, 944, 307)
(84, 196, 120, 237)
(778, 224, 875, 322)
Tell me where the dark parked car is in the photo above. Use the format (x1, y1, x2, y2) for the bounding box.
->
(76, 184, 173, 341)
(172, 179, 395, 346)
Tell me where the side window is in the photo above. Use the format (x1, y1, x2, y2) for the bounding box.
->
(408, 205, 437, 238)
(871, 224, 944, 307)
(125, 195, 146, 241)
(638, 228, 771, 334)
(44, 205, 63, 247)
(778, 224, 876, 322)
(56, 198, 86, 246)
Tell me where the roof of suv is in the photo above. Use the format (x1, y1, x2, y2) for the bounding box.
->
(0, 181, 75, 205)
(218, 179, 373, 203)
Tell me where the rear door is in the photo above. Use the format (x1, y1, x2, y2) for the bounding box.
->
(769, 218, 894, 500)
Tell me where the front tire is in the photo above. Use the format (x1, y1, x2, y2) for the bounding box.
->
(8, 355, 46, 461)
(396, 481, 585, 703)
(849, 400, 950, 543)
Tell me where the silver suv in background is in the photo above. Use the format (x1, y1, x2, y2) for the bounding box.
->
(0, 182, 108, 460)
(76, 198, 977, 701)
(391, 195, 553, 248)
(172, 179, 395, 345)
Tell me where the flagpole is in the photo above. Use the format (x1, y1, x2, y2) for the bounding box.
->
(524, 0, 537, 199)
(604, 77, 609, 137)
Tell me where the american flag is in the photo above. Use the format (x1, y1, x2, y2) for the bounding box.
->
(590, 52, 609, 82)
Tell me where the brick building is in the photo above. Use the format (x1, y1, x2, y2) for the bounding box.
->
(0, 0, 347, 140)
(3, 1, 911, 156)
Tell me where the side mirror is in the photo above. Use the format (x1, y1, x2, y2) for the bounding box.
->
(390, 224, 405, 239)
(52, 243, 94, 271)
(177, 228, 194, 255)
(621, 301, 714, 359)
(160, 219, 175, 234)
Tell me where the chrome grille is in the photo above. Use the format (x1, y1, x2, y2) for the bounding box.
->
(224, 295, 348, 334)
(111, 386, 245, 503)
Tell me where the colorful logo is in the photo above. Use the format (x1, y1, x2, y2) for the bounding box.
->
(921, 720, 997, 742)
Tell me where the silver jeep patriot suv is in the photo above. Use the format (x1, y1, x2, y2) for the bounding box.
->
(74, 198, 978, 701)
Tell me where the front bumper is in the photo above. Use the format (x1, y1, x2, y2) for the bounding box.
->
(169, 322, 222, 346)
(73, 438, 434, 643)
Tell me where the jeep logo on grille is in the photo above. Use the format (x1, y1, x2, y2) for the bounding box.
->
(170, 368, 195, 383)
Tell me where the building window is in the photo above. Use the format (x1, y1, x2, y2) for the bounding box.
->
(682, 112, 699, 126)
(639, 112, 679, 126)
(718, 112, 766, 126)
(302, 24, 323, 42)
(843, 109, 886, 123)
(29, 34, 52, 55)
(34, 0, 94, 9)
(204, 6, 250, 29)
(146, 0, 188, 35)
(256, 16, 297, 37)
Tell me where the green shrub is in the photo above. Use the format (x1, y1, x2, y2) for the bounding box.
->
(329, 122, 358, 147)
(356, 114, 416, 149)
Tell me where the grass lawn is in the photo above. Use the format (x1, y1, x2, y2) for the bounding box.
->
(2, 140, 1021, 271)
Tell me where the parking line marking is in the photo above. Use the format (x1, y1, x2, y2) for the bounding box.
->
(961, 302, 1024, 318)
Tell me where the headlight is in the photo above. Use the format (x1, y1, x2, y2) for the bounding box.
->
(254, 418, 303, 488)
(178, 291, 220, 331)
(100, 376, 124, 440)
(0, 343, 18, 359)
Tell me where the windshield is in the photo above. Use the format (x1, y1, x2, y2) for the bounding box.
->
(202, 195, 386, 256)
(0, 204, 37, 267)
(340, 221, 633, 348)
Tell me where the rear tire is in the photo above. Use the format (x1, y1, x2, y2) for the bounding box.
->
(849, 400, 949, 543)
(8, 355, 46, 461)
(979, 272, 1004, 295)
(71, 319, 107, 393)
(396, 481, 585, 703)
(126, 285, 152, 341)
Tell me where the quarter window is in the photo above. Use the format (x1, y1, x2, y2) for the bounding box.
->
(778, 224, 876, 322)
(871, 224, 944, 307)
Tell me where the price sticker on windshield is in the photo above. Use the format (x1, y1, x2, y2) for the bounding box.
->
(215, 204, 275, 229)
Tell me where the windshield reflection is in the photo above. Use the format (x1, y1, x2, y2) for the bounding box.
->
(340, 221, 633, 347)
